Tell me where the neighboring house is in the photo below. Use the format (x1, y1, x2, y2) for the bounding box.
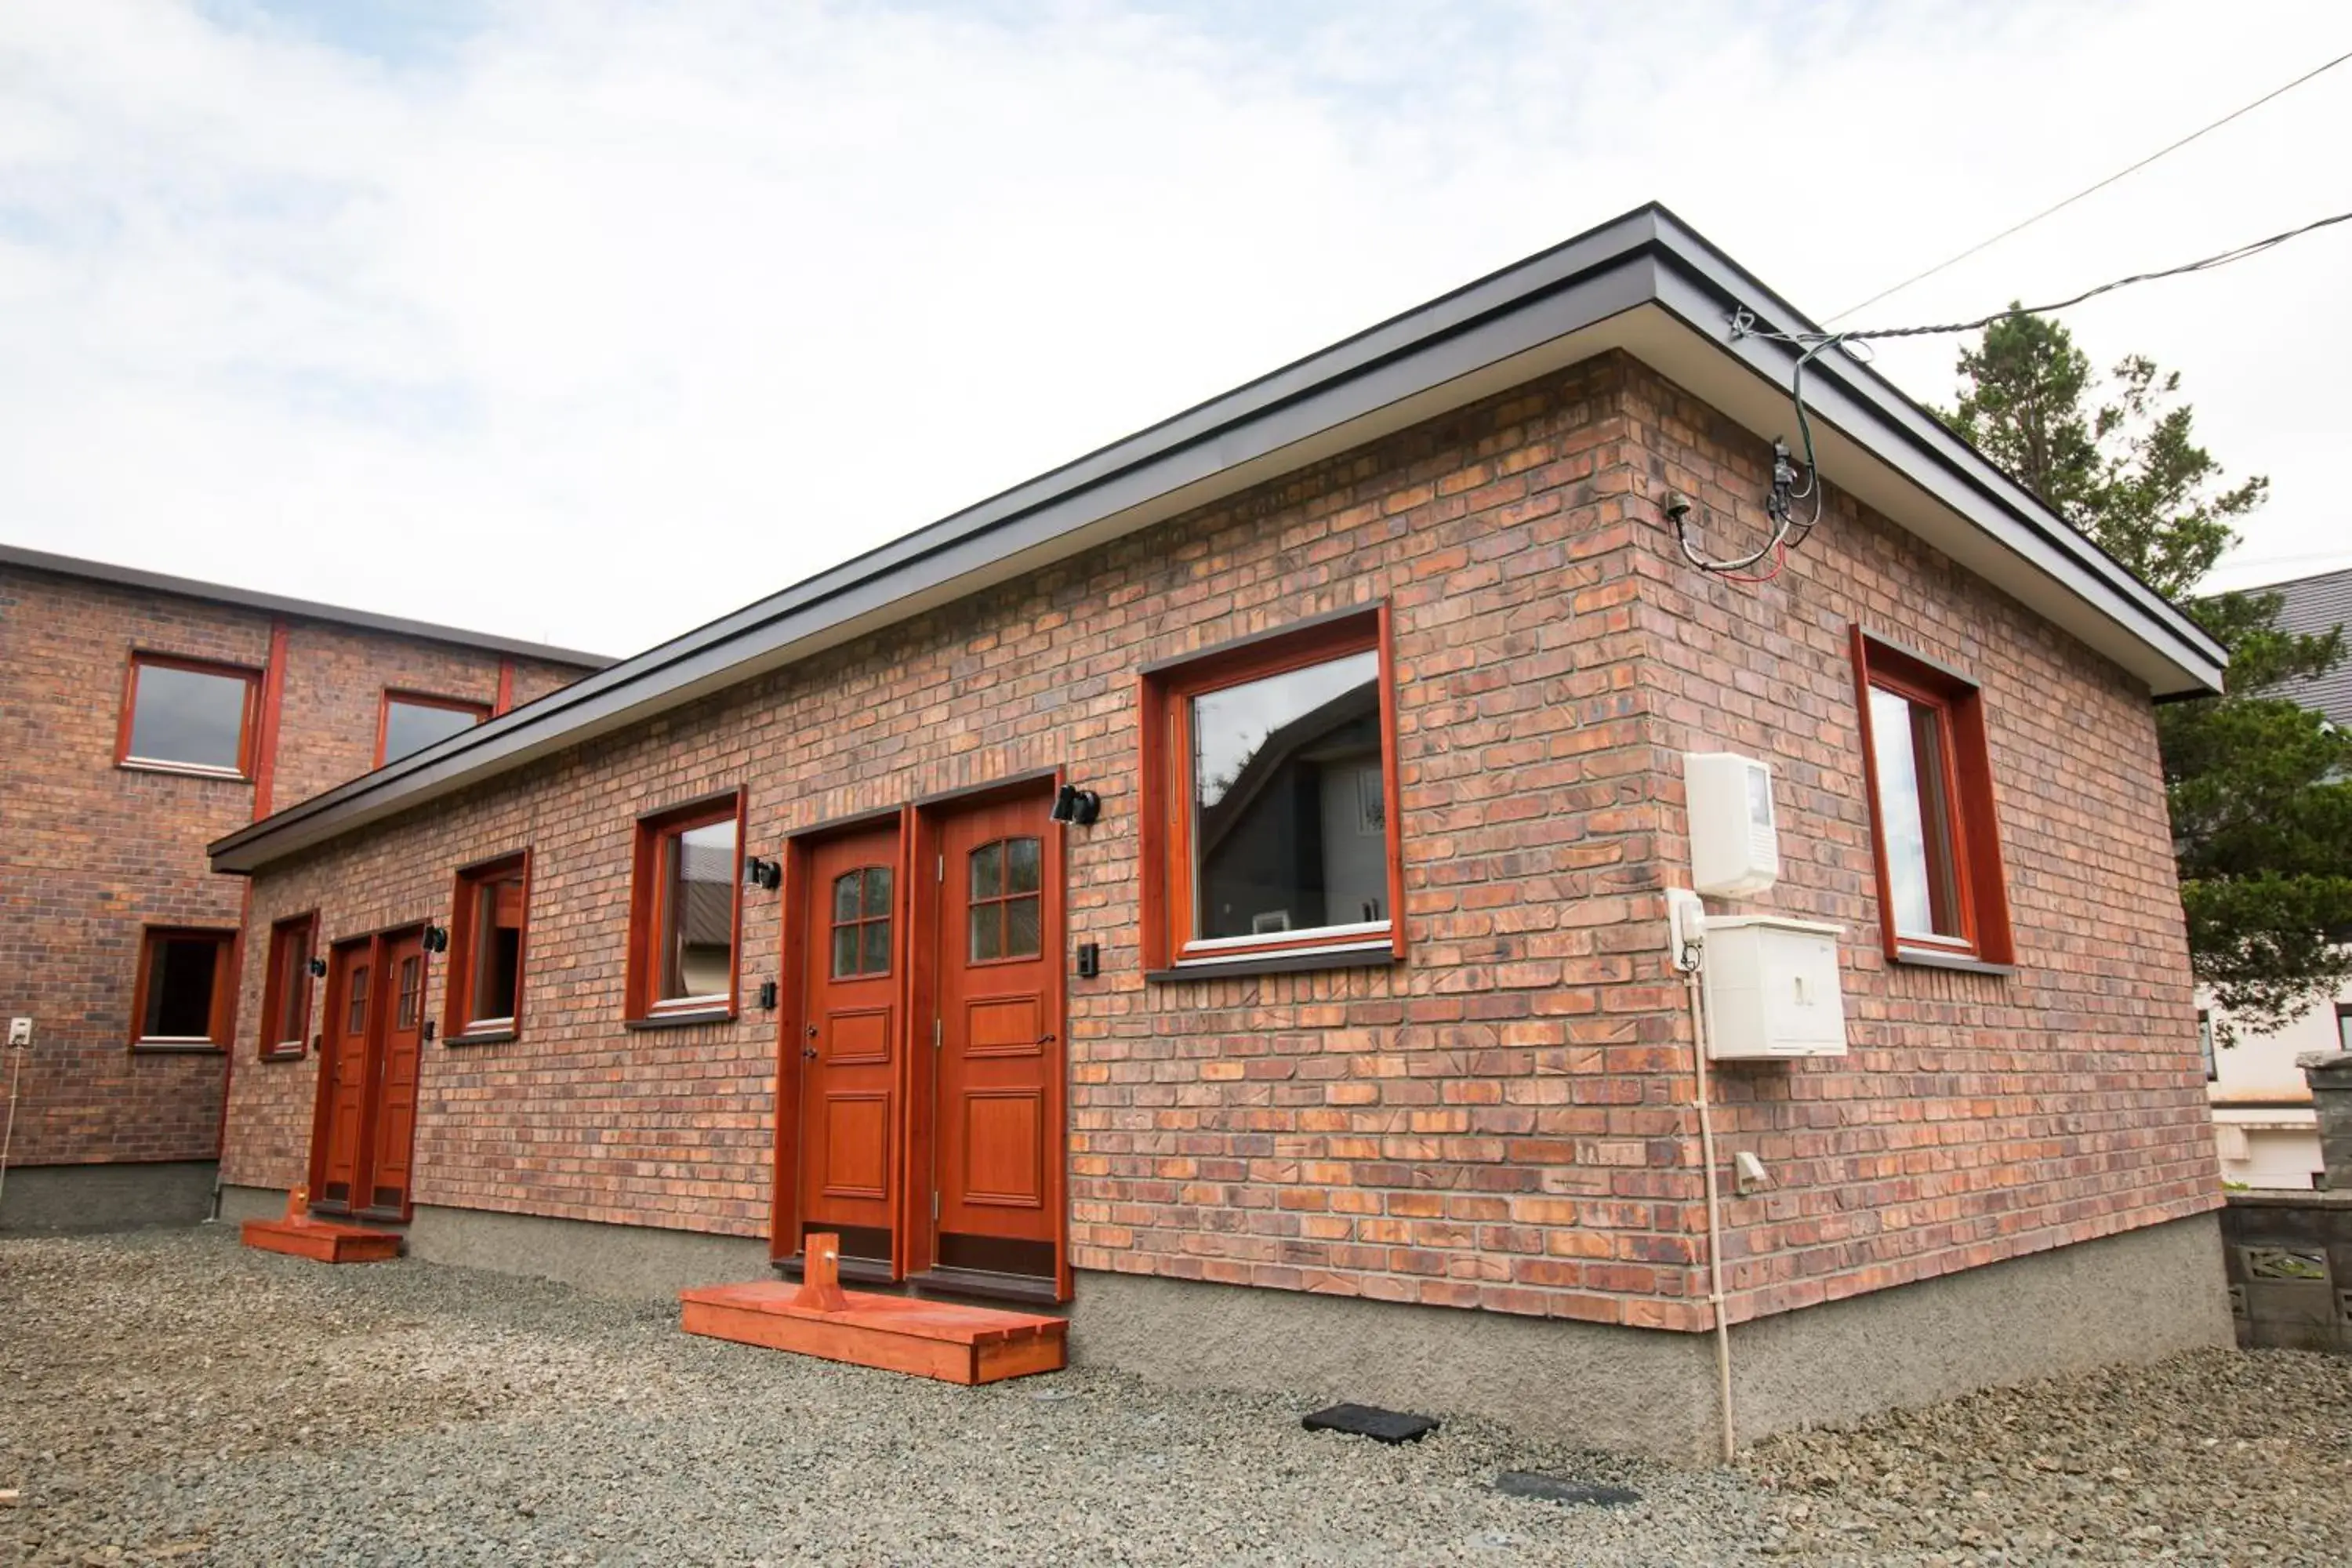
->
(2205, 563, 2352, 1189)
(205, 206, 2232, 1459)
(0, 544, 606, 1230)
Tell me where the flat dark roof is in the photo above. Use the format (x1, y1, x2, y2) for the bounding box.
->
(210, 201, 2227, 874)
(1, 542, 612, 669)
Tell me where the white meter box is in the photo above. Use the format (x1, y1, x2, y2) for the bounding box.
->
(1683, 753, 1778, 898)
(1700, 916, 1846, 1060)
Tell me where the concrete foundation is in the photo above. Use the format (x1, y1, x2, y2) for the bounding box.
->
(0, 1160, 217, 1232)
(205, 1189, 2230, 1461)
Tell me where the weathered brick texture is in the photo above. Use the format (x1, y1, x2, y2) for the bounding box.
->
(0, 563, 590, 1169)
(220, 350, 2217, 1330)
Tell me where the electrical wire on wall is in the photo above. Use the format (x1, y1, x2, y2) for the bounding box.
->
(1671, 207, 2352, 585)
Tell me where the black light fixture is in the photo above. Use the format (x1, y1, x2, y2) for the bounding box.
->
(1049, 783, 1100, 826)
(422, 924, 449, 953)
(744, 855, 782, 891)
(756, 980, 779, 1010)
(307, 956, 328, 978)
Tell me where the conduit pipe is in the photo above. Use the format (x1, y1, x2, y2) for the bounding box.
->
(1682, 959, 1737, 1465)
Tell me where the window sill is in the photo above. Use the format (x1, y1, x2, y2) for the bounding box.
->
(116, 760, 252, 782)
(1891, 946, 2017, 978)
(624, 1007, 737, 1031)
(131, 1040, 225, 1054)
(257, 1047, 306, 1063)
(445, 1028, 518, 1047)
(1148, 944, 1403, 983)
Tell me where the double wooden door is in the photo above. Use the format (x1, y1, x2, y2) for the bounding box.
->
(311, 927, 426, 1221)
(784, 787, 1065, 1294)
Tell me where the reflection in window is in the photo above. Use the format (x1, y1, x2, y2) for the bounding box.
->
(831, 866, 894, 978)
(1190, 649, 1386, 942)
(1867, 686, 1963, 942)
(662, 818, 739, 1003)
(125, 658, 252, 773)
(382, 696, 487, 765)
(968, 838, 1041, 962)
(466, 869, 525, 1026)
(265, 916, 314, 1052)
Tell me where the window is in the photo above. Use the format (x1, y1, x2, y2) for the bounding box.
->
(2338, 1002, 2351, 1054)
(118, 654, 257, 776)
(378, 691, 490, 767)
(447, 854, 528, 1041)
(1851, 629, 2013, 966)
(130, 927, 237, 1047)
(967, 839, 1040, 963)
(830, 866, 894, 978)
(258, 913, 317, 1058)
(627, 793, 742, 1018)
(1140, 606, 1404, 971)
(2199, 1011, 2217, 1082)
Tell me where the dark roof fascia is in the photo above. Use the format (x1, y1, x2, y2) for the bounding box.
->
(0, 542, 612, 668)
(209, 203, 2223, 873)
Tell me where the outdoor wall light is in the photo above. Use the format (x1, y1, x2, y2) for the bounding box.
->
(307, 956, 328, 978)
(757, 981, 779, 1010)
(1049, 783, 1101, 826)
(422, 925, 449, 953)
(744, 855, 782, 891)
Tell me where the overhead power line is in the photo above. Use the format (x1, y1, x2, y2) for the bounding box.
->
(1827, 45, 2352, 323)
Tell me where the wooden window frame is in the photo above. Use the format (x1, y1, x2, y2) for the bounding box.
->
(626, 789, 746, 1023)
(445, 851, 531, 1044)
(1139, 604, 1405, 973)
(1850, 628, 2014, 967)
(827, 862, 895, 980)
(115, 652, 260, 779)
(376, 689, 492, 768)
(129, 925, 238, 1051)
(257, 911, 318, 1061)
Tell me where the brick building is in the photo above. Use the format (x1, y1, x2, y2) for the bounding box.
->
(206, 207, 2232, 1456)
(0, 543, 603, 1229)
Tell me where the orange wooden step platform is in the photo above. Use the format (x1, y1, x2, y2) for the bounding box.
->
(680, 1232, 1065, 1385)
(239, 1187, 403, 1263)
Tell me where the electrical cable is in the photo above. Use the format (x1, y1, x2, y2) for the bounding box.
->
(1828, 45, 2352, 323)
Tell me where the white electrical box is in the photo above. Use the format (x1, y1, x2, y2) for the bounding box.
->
(1700, 916, 1846, 1060)
(1683, 753, 1779, 897)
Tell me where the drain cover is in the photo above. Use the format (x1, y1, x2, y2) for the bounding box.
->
(1301, 1403, 1439, 1443)
(1493, 1472, 1642, 1507)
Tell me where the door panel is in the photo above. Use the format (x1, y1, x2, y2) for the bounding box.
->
(362, 932, 426, 1217)
(314, 940, 372, 1213)
(933, 794, 1058, 1265)
(796, 825, 902, 1264)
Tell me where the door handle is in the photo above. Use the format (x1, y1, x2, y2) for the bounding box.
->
(803, 1047, 819, 1060)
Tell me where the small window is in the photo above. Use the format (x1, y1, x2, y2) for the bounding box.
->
(131, 927, 237, 1047)
(447, 855, 528, 1040)
(379, 691, 490, 767)
(2199, 1011, 2217, 1082)
(1140, 607, 1404, 971)
(1851, 630, 2013, 966)
(628, 793, 742, 1018)
(2338, 1002, 2351, 1054)
(258, 913, 317, 1058)
(968, 839, 1041, 963)
(394, 954, 423, 1030)
(118, 654, 257, 776)
(831, 866, 894, 978)
(347, 964, 371, 1034)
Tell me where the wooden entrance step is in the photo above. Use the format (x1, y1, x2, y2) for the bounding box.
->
(680, 1232, 1065, 1385)
(238, 1185, 404, 1263)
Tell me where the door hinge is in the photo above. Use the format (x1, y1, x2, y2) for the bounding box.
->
(932, 1016, 942, 1050)
(932, 1190, 940, 1220)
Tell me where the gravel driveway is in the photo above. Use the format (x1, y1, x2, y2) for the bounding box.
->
(2, 1228, 2347, 1566)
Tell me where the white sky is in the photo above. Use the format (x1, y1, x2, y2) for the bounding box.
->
(2, 2, 2346, 658)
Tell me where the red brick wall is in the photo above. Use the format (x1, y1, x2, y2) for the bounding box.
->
(219, 351, 2216, 1330)
(0, 564, 593, 1169)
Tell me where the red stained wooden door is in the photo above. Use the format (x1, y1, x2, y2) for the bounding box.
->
(931, 793, 1059, 1276)
(314, 941, 375, 1212)
(361, 931, 427, 1218)
(796, 826, 902, 1266)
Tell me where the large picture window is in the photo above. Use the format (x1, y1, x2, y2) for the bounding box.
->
(627, 793, 743, 1020)
(117, 653, 258, 777)
(1141, 607, 1403, 972)
(257, 913, 317, 1059)
(446, 853, 528, 1042)
(1851, 629, 2013, 967)
(378, 691, 490, 767)
(130, 927, 238, 1048)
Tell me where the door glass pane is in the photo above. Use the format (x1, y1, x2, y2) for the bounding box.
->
(1189, 648, 1383, 941)
(833, 872, 860, 922)
(382, 699, 484, 764)
(862, 918, 891, 975)
(662, 817, 737, 1000)
(1007, 837, 1040, 895)
(969, 902, 1002, 963)
(1868, 686, 1965, 941)
(143, 936, 220, 1038)
(971, 842, 1002, 901)
(127, 663, 248, 771)
(396, 956, 422, 1029)
(347, 965, 369, 1033)
(831, 924, 860, 979)
(1005, 895, 1041, 958)
(862, 866, 891, 918)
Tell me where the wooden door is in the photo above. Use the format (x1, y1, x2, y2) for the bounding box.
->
(931, 793, 1060, 1283)
(361, 930, 427, 1218)
(795, 825, 903, 1270)
(312, 938, 374, 1214)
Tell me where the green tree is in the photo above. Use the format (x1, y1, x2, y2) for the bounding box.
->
(1940, 310, 2352, 1037)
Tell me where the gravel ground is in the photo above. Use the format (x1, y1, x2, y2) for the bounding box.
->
(2, 1229, 2347, 1566)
